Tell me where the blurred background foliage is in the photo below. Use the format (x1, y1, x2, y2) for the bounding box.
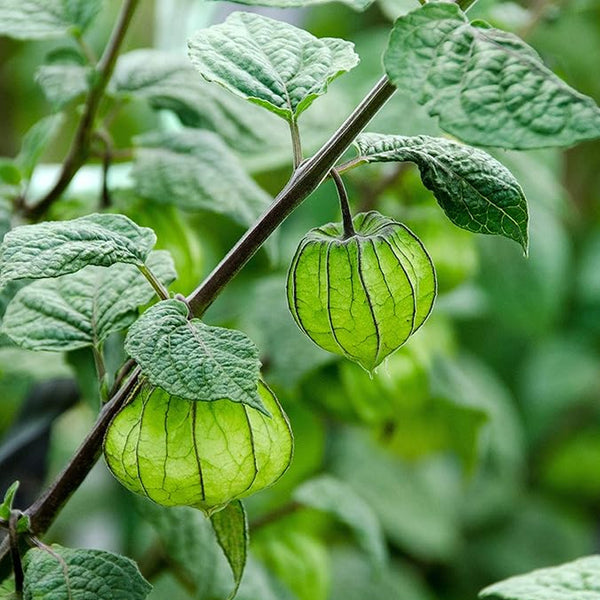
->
(1, 0, 600, 598)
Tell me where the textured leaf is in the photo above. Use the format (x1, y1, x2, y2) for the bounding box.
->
(2, 251, 176, 352)
(36, 64, 90, 109)
(22, 545, 151, 600)
(114, 49, 283, 153)
(287, 211, 436, 372)
(294, 475, 387, 569)
(16, 114, 64, 180)
(0, 213, 156, 287)
(0, 579, 17, 600)
(354, 133, 528, 251)
(187, 12, 359, 121)
(384, 3, 600, 149)
(131, 129, 272, 228)
(104, 381, 293, 512)
(479, 556, 600, 600)
(0, 0, 102, 40)
(211, 0, 373, 9)
(211, 501, 248, 600)
(124, 299, 264, 412)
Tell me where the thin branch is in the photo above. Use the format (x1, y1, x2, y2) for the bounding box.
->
(94, 129, 114, 209)
(250, 501, 302, 530)
(8, 513, 24, 596)
(331, 169, 355, 238)
(23, 0, 140, 221)
(137, 265, 170, 301)
(187, 76, 397, 318)
(289, 118, 303, 169)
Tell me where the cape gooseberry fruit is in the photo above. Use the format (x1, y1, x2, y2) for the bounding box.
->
(104, 380, 293, 515)
(287, 210, 436, 372)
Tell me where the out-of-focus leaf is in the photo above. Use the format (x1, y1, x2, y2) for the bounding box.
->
(124, 299, 264, 411)
(209, 0, 373, 9)
(254, 529, 330, 600)
(384, 3, 600, 148)
(35, 64, 90, 109)
(293, 475, 387, 570)
(22, 544, 152, 599)
(140, 501, 224, 599)
(0, 481, 19, 520)
(15, 115, 64, 180)
(354, 133, 528, 251)
(210, 501, 248, 599)
(330, 428, 462, 561)
(0, 213, 156, 287)
(0, 0, 102, 40)
(188, 12, 359, 121)
(131, 129, 272, 229)
(114, 50, 286, 154)
(236, 558, 297, 600)
(2, 251, 176, 352)
(329, 547, 433, 600)
(377, 0, 418, 21)
(480, 556, 600, 600)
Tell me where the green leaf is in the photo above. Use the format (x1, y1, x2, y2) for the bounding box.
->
(124, 299, 265, 412)
(131, 129, 272, 229)
(16, 114, 64, 180)
(0, 480, 19, 520)
(354, 133, 528, 251)
(479, 556, 600, 600)
(187, 12, 359, 121)
(0, 578, 17, 600)
(36, 64, 90, 109)
(104, 380, 293, 512)
(293, 474, 387, 570)
(210, 0, 373, 10)
(1, 251, 176, 352)
(22, 545, 151, 599)
(0, 0, 102, 40)
(384, 3, 600, 149)
(0, 213, 156, 288)
(114, 50, 283, 153)
(211, 501, 248, 600)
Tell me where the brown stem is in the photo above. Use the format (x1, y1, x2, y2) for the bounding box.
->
(23, 0, 140, 221)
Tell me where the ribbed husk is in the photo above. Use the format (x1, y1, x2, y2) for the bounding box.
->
(104, 380, 293, 515)
(287, 211, 436, 372)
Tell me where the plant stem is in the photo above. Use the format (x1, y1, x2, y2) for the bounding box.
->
(331, 169, 355, 238)
(8, 514, 23, 596)
(23, 0, 140, 221)
(0, 76, 397, 568)
(187, 76, 396, 317)
(138, 265, 170, 301)
(289, 118, 303, 169)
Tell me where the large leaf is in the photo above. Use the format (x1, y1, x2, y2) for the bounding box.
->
(130, 129, 272, 228)
(211, 501, 248, 600)
(0, 0, 102, 40)
(114, 50, 284, 154)
(293, 475, 387, 570)
(187, 12, 359, 121)
(354, 133, 528, 251)
(479, 556, 600, 600)
(1, 251, 176, 352)
(0, 213, 156, 287)
(22, 545, 151, 599)
(384, 3, 600, 149)
(124, 299, 265, 412)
